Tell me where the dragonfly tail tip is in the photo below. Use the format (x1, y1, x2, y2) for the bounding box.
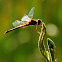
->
(4, 32, 6, 34)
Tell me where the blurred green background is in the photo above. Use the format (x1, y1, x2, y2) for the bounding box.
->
(0, 0, 62, 62)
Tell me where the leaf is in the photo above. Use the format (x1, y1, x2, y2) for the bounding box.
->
(47, 38, 56, 61)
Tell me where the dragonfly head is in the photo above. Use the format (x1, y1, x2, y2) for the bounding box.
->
(37, 19, 42, 25)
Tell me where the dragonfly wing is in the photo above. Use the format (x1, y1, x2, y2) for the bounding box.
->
(21, 15, 31, 22)
(28, 7, 35, 18)
(12, 8, 35, 27)
(21, 7, 35, 22)
(12, 20, 27, 27)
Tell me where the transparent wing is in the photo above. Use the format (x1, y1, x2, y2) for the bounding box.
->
(28, 7, 35, 18)
(21, 15, 31, 22)
(21, 7, 35, 22)
(12, 7, 35, 27)
(12, 20, 27, 27)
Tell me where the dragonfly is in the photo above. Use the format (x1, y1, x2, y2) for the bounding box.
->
(4, 7, 42, 34)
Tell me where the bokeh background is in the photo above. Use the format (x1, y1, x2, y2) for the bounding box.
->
(0, 0, 62, 62)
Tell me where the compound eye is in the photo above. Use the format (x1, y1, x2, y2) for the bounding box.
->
(38, 19, 41, 25)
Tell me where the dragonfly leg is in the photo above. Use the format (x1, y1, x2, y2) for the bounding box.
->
(37, 25, 42, 26)
(36, 24, 45, 34)
(37, 25, 42, 29)
(36, 25, 42, 34)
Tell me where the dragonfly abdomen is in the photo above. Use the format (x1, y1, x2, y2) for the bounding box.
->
(4, 24, 28, 34)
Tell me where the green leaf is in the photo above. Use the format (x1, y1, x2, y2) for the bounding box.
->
(47, 38, 55, 61)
